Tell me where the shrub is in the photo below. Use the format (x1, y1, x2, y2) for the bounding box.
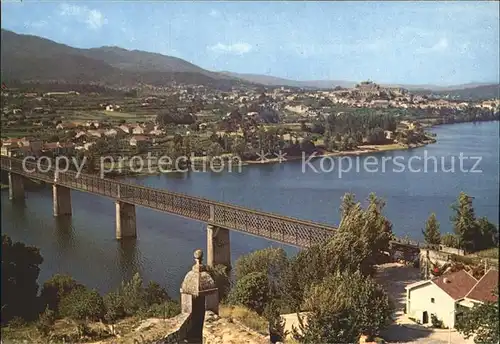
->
(295, 271, 392, 343)
(431, 314, 444, 329)
(441, 233, 459, 248)
(103, 291, 126, 326)
(36, 307, 56, 337)
(1, 235, 44, 323)
(7, 316, 26, 328)
(120, 273, 148, 315)
(235, 247, 288, 282)
(207, 264, 231, 301)
(140, 300, 181, 319)
(59, 286, 105, 322)
(144, 281, 169, 306)
(40, 274, 81, 315)
(228, 272, 269, 315)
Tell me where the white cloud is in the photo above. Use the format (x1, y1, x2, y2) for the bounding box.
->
(417, 38, 449, 54)
(288, 39, 387, 58)
(209, 9, 219, 17)
(208, 42, 252, 55)
(24, 20, 48, 29)
(58, 3, 107, 30)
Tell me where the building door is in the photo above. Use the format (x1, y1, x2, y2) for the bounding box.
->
(423, 311, 429, 324)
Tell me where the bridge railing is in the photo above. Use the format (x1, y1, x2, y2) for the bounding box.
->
(1, 156, 335, 247)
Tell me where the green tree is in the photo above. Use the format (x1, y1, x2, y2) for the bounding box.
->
(120, 273, 148, 315)
(475, 217, 499, 251)
(228, 272, 270, 315)
(422, 213, 441, 245)
(1, 235, 44, 323)
(451, 193, 498, 252)
(455, 290, 499, 344)
(441, 233, 460, 248)
(103, 291, 125, 334)
(144, 281, 169, 306)
(40, 274, 81, 315)
(235, 247, 288, 283)
(207, 264, 231, 302)
(59, 286, 105, 322)
(451, 192, 479, 252)
(294, 271, 392, 343)
(264, 300, 287, 343)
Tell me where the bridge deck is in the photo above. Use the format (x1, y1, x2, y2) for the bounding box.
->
(1, 156, 425, 250)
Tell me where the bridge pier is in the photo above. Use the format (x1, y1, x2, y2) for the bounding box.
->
(53, 184, 72, 216)
(207, 224, 231, 270)
(115, 201, 137, 239)
(8, 172, 25, 200)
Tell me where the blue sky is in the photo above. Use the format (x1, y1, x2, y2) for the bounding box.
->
(1, 1, 499, 85)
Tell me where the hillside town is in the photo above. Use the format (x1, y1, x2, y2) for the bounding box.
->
(1, 81, 498, 171)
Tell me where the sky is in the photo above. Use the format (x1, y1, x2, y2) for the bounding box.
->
(1, 1, 499, 85)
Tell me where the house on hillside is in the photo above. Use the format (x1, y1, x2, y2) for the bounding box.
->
(118, 124, 132, 134)
(129, 135, 152, 147)
(405, 269, 498, 329)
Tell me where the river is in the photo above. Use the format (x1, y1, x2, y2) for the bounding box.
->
(1, 121, 499, 296)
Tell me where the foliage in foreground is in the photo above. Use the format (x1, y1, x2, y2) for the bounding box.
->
(1, 234, 44, 323)
(455, 290, 499, 344)
(294, 270, 393, 343)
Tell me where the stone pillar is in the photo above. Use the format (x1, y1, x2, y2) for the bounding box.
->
(207, 225, 231, 269)
(8, 172, 24, 200)
(115, 201, 137, 239)
(180, 249, 219, 343)
(53, 185, 72, 216)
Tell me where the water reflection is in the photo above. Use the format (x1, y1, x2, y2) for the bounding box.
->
(117, 239, 141, 283)
(54, 216, 74, 250)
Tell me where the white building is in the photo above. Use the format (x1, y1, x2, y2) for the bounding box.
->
(405, 269, 498, 329)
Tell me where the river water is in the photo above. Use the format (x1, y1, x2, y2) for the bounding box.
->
(1, 121, 499, 296)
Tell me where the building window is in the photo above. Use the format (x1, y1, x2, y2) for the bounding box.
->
(431, 298, 435, 303)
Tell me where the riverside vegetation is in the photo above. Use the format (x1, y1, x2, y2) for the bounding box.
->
(1, 192, 498, 343)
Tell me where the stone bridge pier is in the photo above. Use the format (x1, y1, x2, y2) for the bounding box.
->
(115, 201, 137, 239)
(206, 224, 231, 270)
(53, 184, 72, 216)
(8, 172, 24, 200)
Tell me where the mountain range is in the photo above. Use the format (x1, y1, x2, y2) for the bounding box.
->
(1, 28, 498, 99)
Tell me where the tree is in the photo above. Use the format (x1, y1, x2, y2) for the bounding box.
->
(120, 273, 148, 315)
(441, 233, 460, 248)
(294, 270, 392, 343)
(59, 286, 105, 322)
(451, 192, 478, 252)
(456, 290, 498, 344)
(235, 247, 288, 283)
(228, 272, 270, 315)
(144, 281, 169, 306)
(40, 274, 81, 315)
(475, 217, 499, 251)
(451, 193, 498, 252)
(422, 213, 441, 245)
(1, 235, 44, 323)
(264, 300, 287, 343)
(207, 264, 231, 301)
(103, 291, 125, 335)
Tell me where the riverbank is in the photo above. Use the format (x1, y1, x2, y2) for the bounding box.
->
(244, 140, 435, 166)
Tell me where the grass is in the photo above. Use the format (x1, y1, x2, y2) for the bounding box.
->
(474, 247, 499, 259)
(219, 305, 268, 335)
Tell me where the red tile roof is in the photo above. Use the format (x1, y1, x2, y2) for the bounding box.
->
(466, 269, 499, 303)
(432, 270, 477, 301)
